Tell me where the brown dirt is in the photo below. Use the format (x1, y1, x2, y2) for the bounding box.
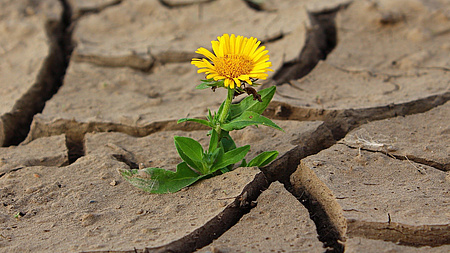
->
(0, 0, 449, 252)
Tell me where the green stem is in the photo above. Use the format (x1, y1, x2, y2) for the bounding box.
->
(218, 88, 234, 125)
(216, 88, 234, 135)
(209, 88, 234, 151)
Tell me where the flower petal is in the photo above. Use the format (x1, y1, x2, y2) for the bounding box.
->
(233, 78, 241, 88)
(196, 47, 216, 61)
(224, 78, 231, 88)
(230, 34, 236, 55)
(211, 41, 221, 57)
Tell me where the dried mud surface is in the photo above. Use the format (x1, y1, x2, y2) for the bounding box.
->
(0, 0, 449, 252)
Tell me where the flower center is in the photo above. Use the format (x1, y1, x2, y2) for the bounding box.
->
(214, 54, 254, 78)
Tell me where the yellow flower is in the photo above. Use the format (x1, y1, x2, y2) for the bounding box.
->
(192, 34, 272, 89)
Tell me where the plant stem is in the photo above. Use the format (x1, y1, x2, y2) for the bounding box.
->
(218, 88, 234, 125)
(209, 88, 234, 151)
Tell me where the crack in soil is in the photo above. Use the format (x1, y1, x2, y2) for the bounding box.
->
(269, 6, 341, 86)
(82, 158, 269, 253)
(28, 88, 450, 166)
(341, 143, 449, 172)
(0, 0, 74, 147)
(261, 92, 450, 252)
(3, 1, 449, 252)
(145, 173, 268, 253)
(158, 0, 214, 9)
(25, 118, 209, 164)
(347, 219, 450, 247)
(73, 0, 123, 20)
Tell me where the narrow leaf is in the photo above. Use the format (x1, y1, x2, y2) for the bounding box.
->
(196, 79, 224, 89)
(221, 111, 283, 132)
(220, 131, 236, 153)
(247, 151, 279, 167)
(208, 129, 219, 153)
(229, 86, 276, 120)
(196, 83, 210, 89)
(177, 117, 212, 127)
(240, 158, 247, 167)
(211, 145, 250, 172)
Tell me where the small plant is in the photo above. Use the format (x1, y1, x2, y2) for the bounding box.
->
(121, 34, 283, 193)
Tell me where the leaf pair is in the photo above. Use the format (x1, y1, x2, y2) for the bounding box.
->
(175, 135, 250, 174)
(178, 86, 281, 132)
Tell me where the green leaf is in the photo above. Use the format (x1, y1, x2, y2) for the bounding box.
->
(220, 131, 236, 153)
(174, 136, 205, 173)
(239, 158, 247, 167)
(210, 145, 250, 172)
(208, 129, 219, 153)
(120, 162, 206, 193)
(207, 109, 213, 122)
(196, 79, 225, 89)
(196, 83, 210, 89)
(177, 117, 212, 127)
(229, 86, 276, 120)
(221, 111, 283, 132)
(247, 151, 279, 167)
(220, 167, 231, 173)
(216, 100, 226, 122)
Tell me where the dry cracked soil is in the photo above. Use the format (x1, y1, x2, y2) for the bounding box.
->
(0, 0, 449, 252)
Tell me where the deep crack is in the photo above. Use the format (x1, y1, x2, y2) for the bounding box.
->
(66, 132, 85, 164)
(0, 0, 74, 147)
(270, 7, 341, 86)
(347, 220, 450, 247)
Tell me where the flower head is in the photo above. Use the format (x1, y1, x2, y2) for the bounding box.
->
(192, 34, 272, 89)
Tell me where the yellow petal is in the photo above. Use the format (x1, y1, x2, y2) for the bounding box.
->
(196, 47, 216, 61)
(229, 80, 235, 89)
(219, 38, 226, 58)
(248, 40, 262, 57)
(197, 69, 210, 73)
(230, 34, 236, 54)
(250, 46, 265, 60)
(233, 78, 241, 88)
(211, 41, 221, 58)
(242, 37, 255, 56)
(214, 75, 226, 80)
(235, 35, 244, 54)
(224, 78, 231, 88)
(253, 50, 269, 63)
(220, 34, 231, 55)
(254, 54, 270, 64)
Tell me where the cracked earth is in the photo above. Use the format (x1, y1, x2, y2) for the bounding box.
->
(0, 0, 449, 252)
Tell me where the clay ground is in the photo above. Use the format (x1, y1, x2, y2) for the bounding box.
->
(0, 0, 449, 252)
